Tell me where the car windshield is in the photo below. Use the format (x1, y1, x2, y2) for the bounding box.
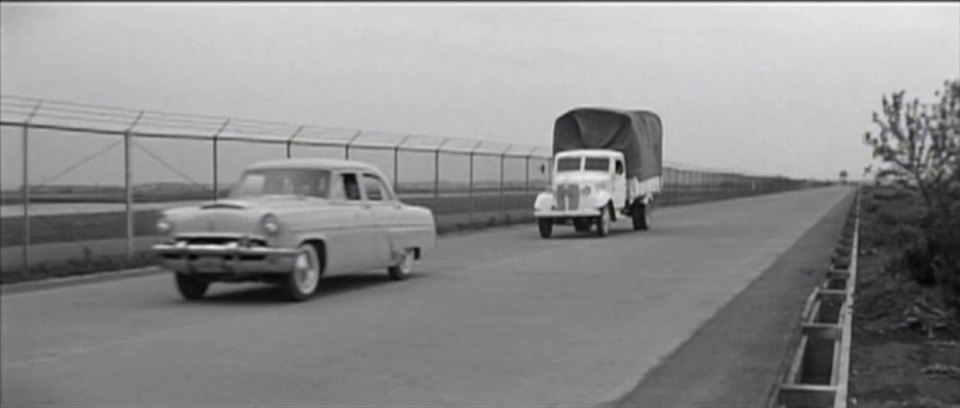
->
(229, 168, 331, 199)
(556, 157, 581, 172)
(584, 157, 610, 172)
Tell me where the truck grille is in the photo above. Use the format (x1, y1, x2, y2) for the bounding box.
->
(556, 184, 580, 210)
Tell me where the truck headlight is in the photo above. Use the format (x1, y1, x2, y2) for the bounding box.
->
(581, 185, 591, 195)
(261, 214, 281, 236)
(156, 217, 173, 235)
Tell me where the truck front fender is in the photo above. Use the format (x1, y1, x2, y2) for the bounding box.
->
(534, 191, 555, 211)
(589, 191, 616, 220)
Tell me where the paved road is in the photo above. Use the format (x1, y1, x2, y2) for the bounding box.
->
(1, 186, 852, 407)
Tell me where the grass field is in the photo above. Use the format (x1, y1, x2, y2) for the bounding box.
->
(849, 186, 960, 407)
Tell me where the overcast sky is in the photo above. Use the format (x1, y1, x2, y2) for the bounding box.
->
(1, 2, 958, 183)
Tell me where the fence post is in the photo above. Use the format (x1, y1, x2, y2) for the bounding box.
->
(124, 111, 144, 264)
(524, 153, 531, 198)
(286, 125, 303, 159)
(212, 118, 230, 201)
(500, 146, 510, 223)
(468, 141, 482, 226)
(434, 138, 451, 217)
(344, 130, 362, 160)
(394, 135, 411, 193)
(21, 101, 42, 274)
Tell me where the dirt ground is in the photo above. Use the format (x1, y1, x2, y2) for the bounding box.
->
(849, 187, 960, 407)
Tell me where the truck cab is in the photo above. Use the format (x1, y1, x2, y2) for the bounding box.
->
(534, 149, 654, 238)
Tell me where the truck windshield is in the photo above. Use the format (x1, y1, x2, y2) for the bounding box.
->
(556, 157, 581, 172)
(229, 169, 331, 199)
(584, 158, 610, 172)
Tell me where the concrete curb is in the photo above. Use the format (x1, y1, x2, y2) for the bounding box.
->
(773, 188, 859, 408)
(0, 266, 164, 296)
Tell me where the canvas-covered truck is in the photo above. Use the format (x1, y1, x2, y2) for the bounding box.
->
(533, 108, 663, 238)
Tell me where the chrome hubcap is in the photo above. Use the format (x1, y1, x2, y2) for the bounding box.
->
(294, 249, 319, 293)
(398, 250, 414, 275)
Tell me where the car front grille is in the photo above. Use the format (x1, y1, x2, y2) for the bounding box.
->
(556, 184, 580, 211)
(159, 235, 270, 261)
(174, 236, 268, 247)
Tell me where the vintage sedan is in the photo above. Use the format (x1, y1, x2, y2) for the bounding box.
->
(151, 158, 437, 301)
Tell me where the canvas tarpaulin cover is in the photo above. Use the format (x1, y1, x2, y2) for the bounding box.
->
(553, 108, 663, 180)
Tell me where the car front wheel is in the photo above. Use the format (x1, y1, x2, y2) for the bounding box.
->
(282, 244, 323, 301)
(175, 273, 209, 300)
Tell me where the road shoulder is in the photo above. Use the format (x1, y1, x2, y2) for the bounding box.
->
(609, 189, 855, 407)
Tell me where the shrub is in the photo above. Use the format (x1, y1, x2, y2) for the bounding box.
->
(863, 79, 960, 307)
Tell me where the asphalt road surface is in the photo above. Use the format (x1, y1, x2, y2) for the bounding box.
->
(1, 186, 852, 407)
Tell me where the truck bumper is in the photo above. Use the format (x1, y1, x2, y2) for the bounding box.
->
(534, 209, 603, 218)
(152, 242, 300, 275)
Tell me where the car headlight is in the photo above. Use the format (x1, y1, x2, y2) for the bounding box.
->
(581, 185, 591, 195)
(261, 214, 281, 236)
(156, 217, 173, 235)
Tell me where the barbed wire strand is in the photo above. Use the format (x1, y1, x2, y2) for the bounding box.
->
(35, 139, 125, 187)
(132, 140, 212, 191)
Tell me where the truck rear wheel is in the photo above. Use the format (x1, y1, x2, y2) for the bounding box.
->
(633, 202, 650, 231)
(538, 219, 553, 238)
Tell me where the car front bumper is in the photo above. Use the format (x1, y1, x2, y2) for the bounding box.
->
(152, 242, 300, 274)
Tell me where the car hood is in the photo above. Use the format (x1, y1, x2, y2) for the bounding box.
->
(163, 197, 328, 236)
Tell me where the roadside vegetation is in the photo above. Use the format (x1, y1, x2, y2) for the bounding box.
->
(850, 79, 960, 407)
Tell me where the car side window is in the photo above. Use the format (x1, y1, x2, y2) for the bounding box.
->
(615, 160, 624, 176)
(362, 174, 394, 202)
(362, 175, 383, 201)
(341, 173, 362, 201)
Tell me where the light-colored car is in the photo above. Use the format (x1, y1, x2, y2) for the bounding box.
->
(151, 158, 436, 301)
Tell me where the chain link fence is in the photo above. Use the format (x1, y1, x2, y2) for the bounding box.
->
(0, 95, 829, 282)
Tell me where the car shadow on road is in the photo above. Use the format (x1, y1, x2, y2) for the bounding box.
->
(196, 273, 422, 304)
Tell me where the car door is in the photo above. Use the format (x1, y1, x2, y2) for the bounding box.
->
(325, 171, 379, 274)
(360, 173, 399, 266)
(613, 158, 627, 208)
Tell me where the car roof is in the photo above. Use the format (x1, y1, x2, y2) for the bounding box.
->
(245, 158, 381, 173)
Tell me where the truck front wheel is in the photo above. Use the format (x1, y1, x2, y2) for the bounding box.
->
(596, 206, 611, 237)
(633, 202, 650, 231)
(538, 219, 553, 238)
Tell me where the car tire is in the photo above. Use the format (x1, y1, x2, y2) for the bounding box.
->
(175, 273, 209, 300)
(596, 205, 611, 237)
(632, 202, 650, 231)
(573, 219, 592, 232)
(388, 248, 416, 280)
(282, 244, 323, 302)
(538, 218, 553, 238)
